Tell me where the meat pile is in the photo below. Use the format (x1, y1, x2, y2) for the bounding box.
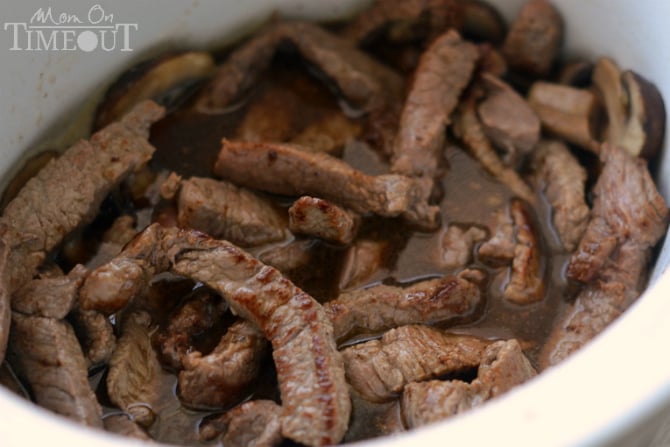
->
(0, 1, 667, 446)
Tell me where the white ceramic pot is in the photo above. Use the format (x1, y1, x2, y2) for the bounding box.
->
(1, 1, 670, 446)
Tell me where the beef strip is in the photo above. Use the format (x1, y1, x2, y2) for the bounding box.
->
(107, 311, 162, 428)
(401, 339, 535, 428)
(477, 74, 540, 165)
(70, 306, 117, 367)
(326, 273, 481, 340)
(199, 400, 283, 447)
(167, 176, 287, 247)
(341, 0, 462, 45)
(342, 325, 489, 402)
(288, 196, 358, 245)
(0, 231, 9, 364)
(502, 0, 564, 78)
(80, 224, 351, 447)
(438, 224, 487, 270)
(391, 30, 479, 192)
(157, 288, 227, 370)
(104, 413, 152, 441)
(542, 144, 669, 367)
(196, 21, 403, 115)
(454, 89, 535, 203)
(88, 215, 137, 269)
(532, 140, 589, 252)
(260, 239, 315, 274)
(8, 313, 102, 427)
(478, 206, 516, 262)
(215, 140, 440, 230)
(503, 200, 544, 304)
(178, 320, 268, 410)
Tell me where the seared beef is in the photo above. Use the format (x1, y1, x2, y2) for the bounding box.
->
(199, 400, 283, 447)
(542, 144, 669, 366)
(289, 196, 358, 245)
(104, 414, 152, 440)
(438, 224, 487, 270)
(107, 311, 162, 428)
(88, 215, 137, 269)
(215, 140, 440, 230)
(339, 239, 391, 290)
(179, 320, 268, 410)
(502, 0, 563, 77)
(157, 288, 227, 370)
(260, 239, 315, 274)
(533, 140, 589, 252)
(401, 339, 535, 428)
(478, 206, 516, 262)
(391, 30, 479, 189)
(326, 273, 481, 340)
(11, 264, 86, 318)
(70, 307, 116, 367)
(9, 313, 102, 427)
(169, 176, 286, 247)
(342, 325, 488, 402)
(196, 21, 403, 115)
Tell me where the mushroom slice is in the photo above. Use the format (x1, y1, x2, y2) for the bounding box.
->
(593, 57, 666, 159)
(95, 51, 214, 128)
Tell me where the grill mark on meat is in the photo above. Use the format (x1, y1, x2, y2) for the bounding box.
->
(532, 140, 590, 252)
(438, 224, 488, 270)
(79, 224, 350, 446)
(196, 21, 403, 115)
(289, 196, 359, 245)
(215, 140, 440, 230)
(199, 400, 283, 447)
(342, 325, 488, 402)
(8, 313, 102, 427)
(178, 319, 268, 410)
(391, 30, 479, 192)
(325, 273, 481, 340)
(542, 144, 669, 367)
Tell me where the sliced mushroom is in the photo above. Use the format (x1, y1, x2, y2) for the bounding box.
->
(527, 81, 601, 152)
(95, 51, 214, 129)
(593, 57, 666, 159)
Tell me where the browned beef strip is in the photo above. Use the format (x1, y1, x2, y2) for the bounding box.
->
(70, 307, 116, 367)
(341, 0, 462, 45)
(196, 21, 403, 115)
(103, 414, 152, 441)
(11, 264, 87, 319)
(391, 30, 479, 188)
(503, 200, 544, 305)
(326, 273, 481, 340)
(477, 74, 540, 164)
(81, 224, 351, 447)
(157, 288, 227, 370)
(401, 339, 535, 428)
(9, 313, 102, 427)
(199, 400, 283, 447)
(215, 140, 440, 230)
(567, 144, 669, 283)
(342, 325, 488, 402)
(438, 224, 487, 270)
(542, 144, 669, 367)
(289, 196, 358, 245)
(533, 140, 589, 252)
(171, 176, 287, 247)
(107, 311, 162, 428)
(502, 0, 563, 78)
(179, 320, 268, 410)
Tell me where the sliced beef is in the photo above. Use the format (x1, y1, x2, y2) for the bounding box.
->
(157, 288, 227, 370)
(104, 414, 152, 441)
(339, 238, 392, 290)
(477, 74, 540, 164)
(107, 311, 162, 428)
(478, 206, 516, 262)
(199, 400, 283, 447)
(11, 264, 87, 318)
(454, 90, 535, 203)
(391, 30, 479, 190)
(291, 112, 362, 156)
(0, 229, 9, 363)
(167, 176, 287, 247)
(8, 313, 102, 427)
(438, 224, 487, 270)
(289, 196, 358, 245)
(401, 339, 535, 428)
(87, 215, 137, 269)
(80, 224, 350, 447)
(542, 144, 669, 367)
(70, 307, 116, 367)
(215, 140, 440, 230)
(502, 0, 563, 78)
(342, 325, 488, 402)
(196, 21, 403, 115)
(178, 320, 268, 410)
(260, 239, 316, 275)
(533, 140, 589, 252)
(326, 273, 481, 340)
